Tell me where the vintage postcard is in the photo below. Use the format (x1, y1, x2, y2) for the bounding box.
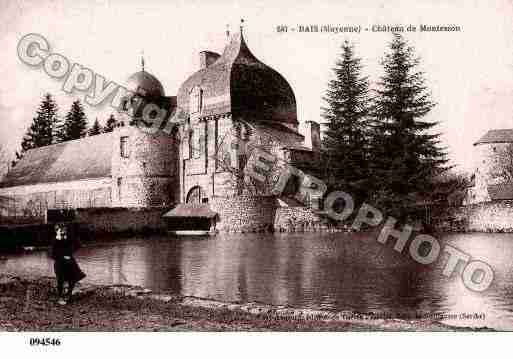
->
(0, 0, 512, 356)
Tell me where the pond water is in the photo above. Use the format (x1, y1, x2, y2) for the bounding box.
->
(1, 231, 513, 330)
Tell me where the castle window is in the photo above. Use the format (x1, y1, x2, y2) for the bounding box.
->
(117, 178, 123, 200)
(189, 86, 203, 114)
(193, 129, 201, 159)
(188, 130, 193, 159)
(120, 136, 130, 158)
(121, 98, 129, 111)
(198, 124, 207, 158)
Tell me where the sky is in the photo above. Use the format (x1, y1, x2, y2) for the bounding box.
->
(0, 0, 512, 172)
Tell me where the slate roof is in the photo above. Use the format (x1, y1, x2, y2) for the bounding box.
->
(487, 184, 513, 200)
(281, 144, 313, 152)
(248, 120, 304, 144)
(163, 203, 217, 218)
(474, 129, 513, 145)
(127, 70, 165, 98)
(239, 120, 313, 153)
(0, 133, 115, 188)
(177, 30, 297, 125)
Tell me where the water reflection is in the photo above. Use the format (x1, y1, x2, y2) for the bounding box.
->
(1, 232, 513, 329)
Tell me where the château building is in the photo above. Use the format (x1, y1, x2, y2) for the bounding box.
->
(0, 27, 322, 232)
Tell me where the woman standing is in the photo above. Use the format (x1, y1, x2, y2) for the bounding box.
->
(49, 223, 86, 305)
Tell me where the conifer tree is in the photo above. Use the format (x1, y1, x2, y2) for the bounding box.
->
(370, 33, 448, 217)
(20, 93, 59, 152)
(59, 100, 88, 141)
(88, 118, 103, 136)
(321, 40, 370, 200)
(103, 114, 118, 133)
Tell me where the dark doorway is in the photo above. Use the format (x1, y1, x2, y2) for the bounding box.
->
(186, 186, 206, 204)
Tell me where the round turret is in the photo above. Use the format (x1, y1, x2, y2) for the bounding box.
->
(467, 129, 513, 204)
(111, 126, 178, 207)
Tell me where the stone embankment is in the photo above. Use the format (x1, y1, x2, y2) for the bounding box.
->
(210, 196, 349, 233)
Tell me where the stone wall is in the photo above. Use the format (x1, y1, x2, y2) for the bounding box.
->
(75, 207, 167, 234)
(115, 177, 175, 208)
(182, 115, 315, 203)
(111, 126, 178, 207)
(182, 115, 238, 201)
(466, 142, 513, 204)
(458, 200, 513, 232)
(210, 195, 276, 232)
(274, 206, 329, 232)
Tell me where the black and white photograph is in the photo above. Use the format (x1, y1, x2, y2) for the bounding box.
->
(0, 0, 512, 356)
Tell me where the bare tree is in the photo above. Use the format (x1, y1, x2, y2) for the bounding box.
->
(498, 143, 513, 182)
(212, 120, 285, 197)
(0, 144, 9, 179)
(0, 144, 12, 219)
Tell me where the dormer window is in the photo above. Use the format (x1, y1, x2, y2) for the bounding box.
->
(189, 86, 203, 114)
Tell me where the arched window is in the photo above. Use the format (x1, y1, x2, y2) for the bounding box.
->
(189, 86, 203, 114)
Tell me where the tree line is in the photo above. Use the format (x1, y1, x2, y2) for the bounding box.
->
(321, 33, 450, 221)
(12, 95, 119, 167)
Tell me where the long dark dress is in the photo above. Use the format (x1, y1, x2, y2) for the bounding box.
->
(50, 238, 86, 284)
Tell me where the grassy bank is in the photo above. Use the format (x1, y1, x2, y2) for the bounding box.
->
(0, 275, 488, 331)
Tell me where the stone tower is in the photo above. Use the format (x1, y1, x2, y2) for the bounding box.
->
(466, 129, 513, 204)
(111, 125, 177, 207)
(112, 66, 179, 207)
(176, 27, 300, 203)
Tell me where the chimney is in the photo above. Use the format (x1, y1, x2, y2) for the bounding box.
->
(304, 121, 321, 152)
(199, 51, 221, 69)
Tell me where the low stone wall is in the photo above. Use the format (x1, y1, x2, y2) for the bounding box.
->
(459, 200, 513, 232)
(210, 195, 276, 233)
(63, 199, 348, 235)
(75, 207, 168, 234)
(274, 206, 330, 232)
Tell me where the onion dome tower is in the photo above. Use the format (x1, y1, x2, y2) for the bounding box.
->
(126, 56, 165, 99)
(177, 23, 298, 128)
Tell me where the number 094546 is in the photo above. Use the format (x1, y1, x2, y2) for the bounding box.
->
(29, 338, 61, 346)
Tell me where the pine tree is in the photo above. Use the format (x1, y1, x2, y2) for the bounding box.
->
(103, 114, 118, 132)
(20, 93, 59, 151)
(321, 40, 370, 200)
(88, 118, 103, 136)
(59, 100, 88, 141)
(12, 93, 59, 167)
(370, 33, 448, 218)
